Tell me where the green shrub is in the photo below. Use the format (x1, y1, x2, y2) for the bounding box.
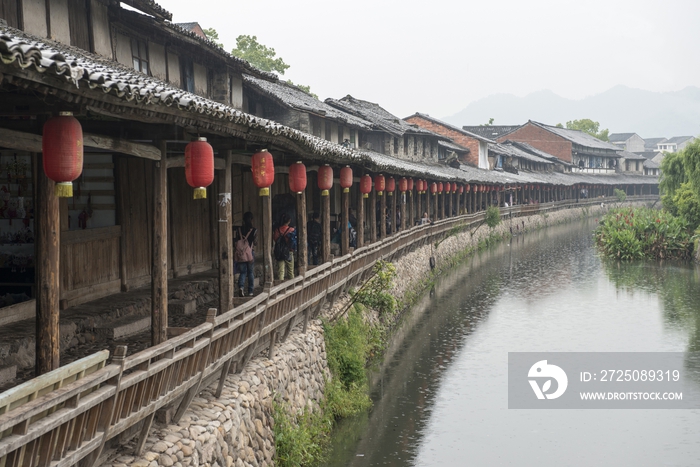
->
(485, 205, 501, 229)
(273, 402, 329, 467)
(594, 207, 693, 260)
(614, 188, 627, 203)
(350, 261, 397, 316)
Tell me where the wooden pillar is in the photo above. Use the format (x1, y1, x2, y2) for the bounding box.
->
(408, 188, 414, 227)
(322, 190, 331, 262)
(357, 190, 365, 249)
(341, 188, 349, 255)
(433, 189, 439, 221)
(446, 189, 452, 217)
(391, 188, 397, 232)
(152, 142, 168, 346)
(370, 188, 377, 243)
(36, 153, 60, 374)
(218, 153, 233, 313)
(297, 192, 307, 274)
(262, 189, 273, 288)
(417, 189, 422, 223)
(400, 190, 407, 230)
(379, 190, 386, 239)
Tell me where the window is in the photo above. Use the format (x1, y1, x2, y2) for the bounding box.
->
(350, 130, 356, 147)
(325, 123, 332, 142)
(403, 136, 408, 155)
(131, 38, 149, 74)
(413, 137, 417, 156)
(181, 58, 194, 93)
(393, 137, 398, 155)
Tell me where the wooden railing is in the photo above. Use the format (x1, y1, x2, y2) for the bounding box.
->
(0, 195, 657, 467)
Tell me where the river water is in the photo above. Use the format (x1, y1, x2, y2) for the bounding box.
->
(326, 218, 700, 467)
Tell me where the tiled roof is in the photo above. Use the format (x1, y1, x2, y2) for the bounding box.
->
(633, 151, 661, 160)
(438, 140, 469, 152)
(643, 159, 660, 169)
(489, 142, 553, 164)
(242, 74, 373, 130)
(666, 136, 694, 144)
(506, 140, 572, 166)
(609, 133, 637, 142)
(121, 0, 171, 20)
(644, 137, 666, 150)
(325, 95, 437, 137)
(461, 125, 521, 140)
(617, 150, 647, 160)
(529, 121, 620, 151)
(404, 113, 495, 143)
(0, 26, 659, 189)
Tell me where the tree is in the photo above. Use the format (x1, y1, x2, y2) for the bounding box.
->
(202, 28, 223, 48)
(660, 139, 700, 230)
(480, 118, 495, 126)
(231, 35, 290, 75)
(557, 119, 609, 141)
(286, 80, 318, 99)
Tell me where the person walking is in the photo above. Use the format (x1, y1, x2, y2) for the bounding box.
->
(235, 211, 256, 297)
(273, 213, 296, 280)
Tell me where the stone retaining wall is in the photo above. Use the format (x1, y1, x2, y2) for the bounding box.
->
(103, 322, 328, 467)
(102, 204, 620, 467)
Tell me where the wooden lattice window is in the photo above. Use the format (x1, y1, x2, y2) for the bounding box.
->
(131, 38, 149, 75)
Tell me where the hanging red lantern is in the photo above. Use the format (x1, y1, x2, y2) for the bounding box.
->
(340, 166, 353, 193)
(458, 185, 464, 194)
(407, 178, 414, 192)
(438, 182, 444, 193)
(252, 149, 275, 196)
(430, 182, 438, 195)
(386, 177, 396, 196)
(184, 137, 214, 199)
(399, 177, 408, 192)
(451, 182, 457, 193)
(318, 164, 333, 196)
(42, 111, 84, 197)
(465, 184, 470, 193)
(289, 161, 307, 194)
(374, 174, 385, 196)
(360, 174, 372, 198)
(417, 180, 424, 193)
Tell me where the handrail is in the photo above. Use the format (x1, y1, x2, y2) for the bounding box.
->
(0, 194, 657, 467)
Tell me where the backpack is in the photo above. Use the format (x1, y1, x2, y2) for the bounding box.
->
(235, 228, 254, 263)
(274, 227, 292, 261)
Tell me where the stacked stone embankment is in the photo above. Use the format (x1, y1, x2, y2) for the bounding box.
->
(104, 203, 625, 467)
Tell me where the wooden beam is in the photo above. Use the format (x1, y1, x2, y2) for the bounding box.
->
(0, 127, 160, 160)
(322, 192, 331, 263)
(261, 191, 273, 289)
(341, 189, 349, 255)
(152, 142, 168, 346)
(36, 152, 60, 375)
(218, 153, 233, 313)
(357, 182, 365, 249)
(370, 188, 377, 243)
(166, 156, 226, 169)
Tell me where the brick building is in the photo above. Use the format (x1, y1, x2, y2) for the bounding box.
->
(404, 113, 494, 169)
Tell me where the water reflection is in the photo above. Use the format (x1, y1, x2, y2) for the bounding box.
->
(327, 219, 700, 467)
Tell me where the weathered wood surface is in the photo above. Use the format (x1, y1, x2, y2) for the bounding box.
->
(218, 153, 233, 313)
(0, 197, 658, 467)
(0, 128, 160, 160)
(36, 153, 60, 376)
(152, 145, 168, 346)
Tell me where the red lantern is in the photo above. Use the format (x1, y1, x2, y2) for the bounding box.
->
(407, 178, 414, 192)
(430, 182, 438, 195)
(42, 111, 84, 197)
(458, 185, 464, 194)
(252, 149, 275, 196)
(318, 164, 333, 196)
(360, 174, 372, 198)
(386, 177, 396, 196)
(399, 177, 408, 193)
(340, 166, 353, 193)
(185, 137, 214, 199)
(438, 182, 443, 193)
(375, 174, 386, 196)
(417, 180, 424, 193)
(289, 161, 307, 194)
(466, 184, 470, 193)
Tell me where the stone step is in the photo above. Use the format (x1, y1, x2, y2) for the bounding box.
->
(168, 299, 197, 316)
(95, 314, 151, 340)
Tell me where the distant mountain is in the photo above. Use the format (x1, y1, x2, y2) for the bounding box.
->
(443, 85, 700, 138)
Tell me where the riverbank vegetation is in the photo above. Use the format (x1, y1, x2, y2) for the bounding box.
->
(274, 263, 393, 466)
(594, 140, 700, 260)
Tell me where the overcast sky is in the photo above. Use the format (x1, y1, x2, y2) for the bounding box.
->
(162, 0, 700, 120)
